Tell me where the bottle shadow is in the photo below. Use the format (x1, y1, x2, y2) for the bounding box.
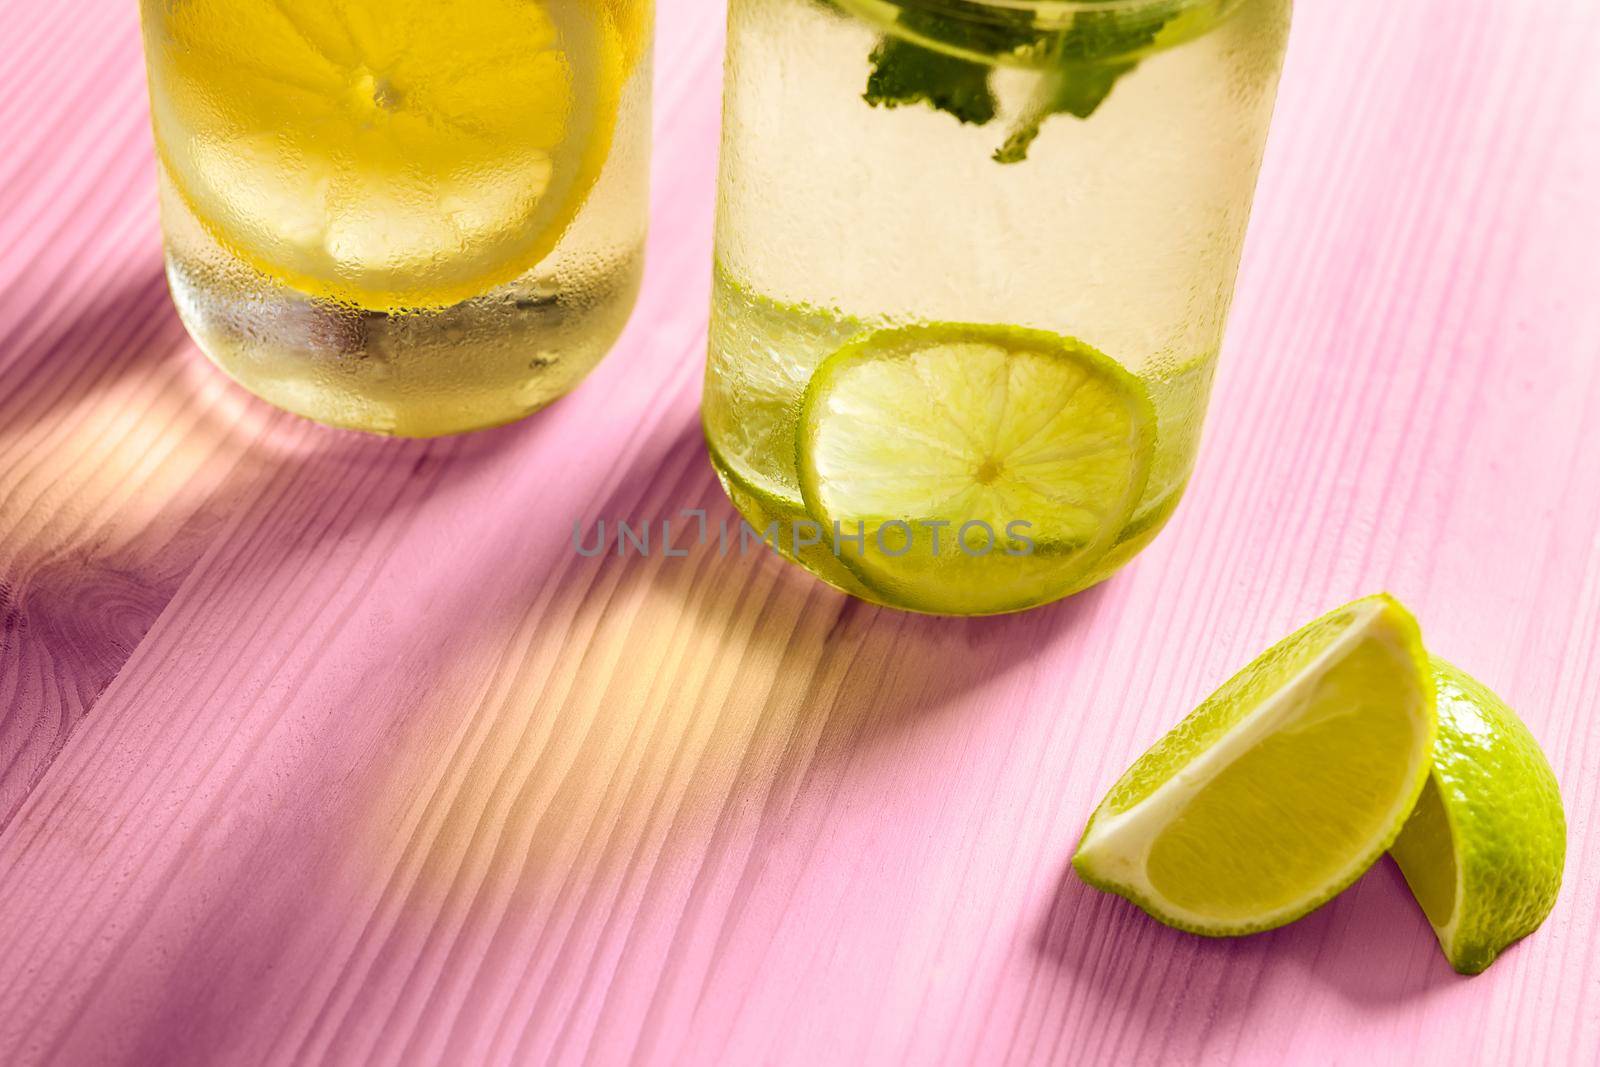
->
(53, 400, 1123, 1065)
(569, 412, 1116, 750)
(1, 259, 561, 509)
(2, 267, 180, 423)
(0, 261, 570, 829)
(1032, 851, 1464, 1054)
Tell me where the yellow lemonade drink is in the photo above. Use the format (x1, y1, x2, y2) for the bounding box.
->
(705, 0, 1290, 613)
(140, 0, 652, 436)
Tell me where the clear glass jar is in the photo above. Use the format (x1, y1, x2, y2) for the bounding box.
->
(139, 0, 652, 436)
(705, 0, 1291, 614)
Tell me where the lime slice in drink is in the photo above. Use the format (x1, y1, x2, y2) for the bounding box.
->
(796, 323, 1155, 615)
(707, 438, 877, 600)
(1389, 658, 1566, 974)
(1073, 594, 1436, 935)
(144, 0, 622, 311)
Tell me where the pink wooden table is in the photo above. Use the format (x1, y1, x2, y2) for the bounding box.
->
(3, 1, 1599, 1063)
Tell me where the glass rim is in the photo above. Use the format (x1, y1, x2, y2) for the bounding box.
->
(838, 0, 1237, 63)
(880, 0, 1214, 14)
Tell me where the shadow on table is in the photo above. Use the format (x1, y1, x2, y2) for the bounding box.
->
(72, 391, 1119, 1066)
(2, 268, 180, 428)
(1, 262, 563, 466)
(0, 258, 565, 593)
(0, 263, 559, 834)
(578, 412, 1115, 747)
(1033, 851, 1462, 1054)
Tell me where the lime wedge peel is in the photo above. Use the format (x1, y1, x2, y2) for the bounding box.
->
(1073, 595, 1436, 936)
(796, 323, 1156, 615)
(1389, 658, 1566, 974)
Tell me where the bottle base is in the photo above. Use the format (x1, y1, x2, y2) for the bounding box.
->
(707, 434, 1188, 616)
(165, 248, 644, 438)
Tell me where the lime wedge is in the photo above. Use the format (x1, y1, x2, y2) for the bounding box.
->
(1389, 658, 1566, 974)
(1073, 594, 1436, 935)
(795, 323, 1154, 615)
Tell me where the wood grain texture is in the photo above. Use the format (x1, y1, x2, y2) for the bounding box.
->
(2, 0, 1599, 1064)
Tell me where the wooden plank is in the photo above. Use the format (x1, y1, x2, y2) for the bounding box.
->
(0, 1, 283, 825)
(2, 0, 1599, 1064)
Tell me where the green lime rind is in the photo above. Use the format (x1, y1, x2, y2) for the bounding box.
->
(1390, 658, 1566, 974)
(1070, 478, 1189, 592)
(705, 434, 879, 600)
(1073, 594, 1437, 935)
(795, 322, 1156, 616)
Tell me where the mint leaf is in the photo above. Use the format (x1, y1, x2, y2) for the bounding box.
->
(993, 59, 1134, 163)
(865, 37, 997, 125)
(992, 8, 1169, 164)
(862, 0, 1035, 126)
(856, 2, 1178, 163)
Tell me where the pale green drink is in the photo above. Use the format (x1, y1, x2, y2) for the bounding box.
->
(705, 0, 1291, 613)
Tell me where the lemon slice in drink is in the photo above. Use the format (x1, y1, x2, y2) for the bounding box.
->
(1389, 658, 1566, 974)
(796, 323, 1155, 615)
(604, 0, 652, 76)
(1073, 594, 1436, 935)
(143, 0, 621, 311)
